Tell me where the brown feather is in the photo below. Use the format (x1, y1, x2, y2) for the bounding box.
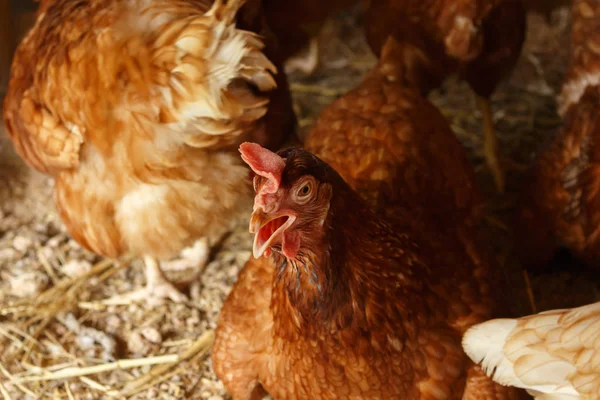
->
(516, 0, 600, 270)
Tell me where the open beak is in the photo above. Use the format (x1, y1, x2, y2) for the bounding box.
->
(249, 209, 297, 259)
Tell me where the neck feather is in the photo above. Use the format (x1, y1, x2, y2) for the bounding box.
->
(270, 186, 384, 337)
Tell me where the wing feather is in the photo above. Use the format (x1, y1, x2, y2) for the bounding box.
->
(463, 302, 600, 399)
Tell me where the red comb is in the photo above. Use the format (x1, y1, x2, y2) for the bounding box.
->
(239, 142, 285, 193)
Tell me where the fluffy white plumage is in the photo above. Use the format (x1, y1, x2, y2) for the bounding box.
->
(462, 302, 600, 400)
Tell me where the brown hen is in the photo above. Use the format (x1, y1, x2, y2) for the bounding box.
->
(364, 0, 527, 191)
(3, 0, 296, 304)
(212, 39, 527, 400)
(516, 0, 600, 271)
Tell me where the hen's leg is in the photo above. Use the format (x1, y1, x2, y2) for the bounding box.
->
(141, 256, 188, 303)
(105, 257, 188, 306)
(477, 96, 504, 193)
(284, 37, 320, 75)
(161, 238, 210, 272)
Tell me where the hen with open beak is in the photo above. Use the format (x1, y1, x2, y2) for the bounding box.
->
(240, 142, 301, 259)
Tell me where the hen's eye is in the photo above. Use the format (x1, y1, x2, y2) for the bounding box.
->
(296, 181, 313, 201)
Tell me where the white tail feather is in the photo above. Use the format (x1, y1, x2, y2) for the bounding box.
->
(463, 319, 522, 386)
(463, 316, 582, 399)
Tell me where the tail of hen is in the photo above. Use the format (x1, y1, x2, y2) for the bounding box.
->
(150, 0, 277, 148)
(462, 319, 523, 387)
(462, 314, 583, 400)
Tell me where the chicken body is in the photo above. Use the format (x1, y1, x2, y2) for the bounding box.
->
(262, 0, 357, 74)
(212, 42, 525, 399)
(463, 301, 600, 399)
(364, 0, 526, 191)
(304, 56, 479, 233)
(515, 0, 600, 270)
(3, 0, 295, 303)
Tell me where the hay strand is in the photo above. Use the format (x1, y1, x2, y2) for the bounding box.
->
(523, 269, 537, 314)
(15, 354, 181, 382)
(0, 382, 13, 400)
(120, 330, 215, 396)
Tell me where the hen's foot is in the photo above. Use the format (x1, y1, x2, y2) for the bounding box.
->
(104, 256, 188, 306)
(478, 95, 505, 193)
(284, 37, 319, 75)
(110, 280, 187, 306)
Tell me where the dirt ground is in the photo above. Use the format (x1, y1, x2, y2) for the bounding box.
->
(1, 3, 599, 400)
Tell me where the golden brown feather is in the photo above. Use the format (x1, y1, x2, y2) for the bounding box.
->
(3, 0, 296, 304)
